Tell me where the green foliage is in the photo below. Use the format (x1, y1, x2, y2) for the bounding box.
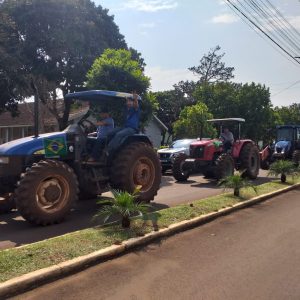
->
(268, 160, 299, 183)
(0, 9, 29, 114)
(1, 0, 126, 127)
(86, 49, 150, 93)
(86, 48, 153, 127)
(193, 82, 275, 142)
(218, 172, 257, 197)
(173, 102, 216, 139)
(274, 103, 300, 125)
(189, 45, 235, 84)
(94, 189, 151, 228)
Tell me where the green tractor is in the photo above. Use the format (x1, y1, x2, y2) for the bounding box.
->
(0, 90, 161, 225)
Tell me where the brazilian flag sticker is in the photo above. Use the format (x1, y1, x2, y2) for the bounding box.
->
(43, 137, 67, 158)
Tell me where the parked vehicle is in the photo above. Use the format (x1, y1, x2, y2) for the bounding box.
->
(0, 90, 161, 224)
(172, 118, 260, 182)
(260, 125, 300, 169)
(157, 139, 197, 173)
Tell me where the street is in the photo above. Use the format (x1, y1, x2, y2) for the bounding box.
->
(0, 170, 271, 250)
(13, 187, 300, 300)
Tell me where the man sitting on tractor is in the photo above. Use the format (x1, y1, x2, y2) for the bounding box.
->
(220, 127, 234, 152)
(107, 91, 140, 153)
(87, 108, 114, 162)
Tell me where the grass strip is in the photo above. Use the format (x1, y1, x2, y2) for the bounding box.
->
(0, 178, 299, 283)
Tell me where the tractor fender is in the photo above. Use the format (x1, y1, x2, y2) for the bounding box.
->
(260, 145, 272, 163)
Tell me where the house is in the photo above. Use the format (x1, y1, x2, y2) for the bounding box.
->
(144, 114, 168, 148)
(0, 102, 88, 144)
(0, 103, 168, 148)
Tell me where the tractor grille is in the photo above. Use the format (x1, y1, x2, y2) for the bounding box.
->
(276, 147, 282, 153)
(159, 153, 171, 159)
(190, 146, 204, 158)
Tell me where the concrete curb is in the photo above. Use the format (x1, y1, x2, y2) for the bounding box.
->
(1, 183, 299, 298)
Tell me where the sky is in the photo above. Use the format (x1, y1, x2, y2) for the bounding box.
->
(94, 0, 300, 107)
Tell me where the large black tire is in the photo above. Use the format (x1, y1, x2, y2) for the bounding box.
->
(172, 154, 190, 182)
(239, 143, 260, 179)
(110, 142, 161, 202)
(214, 154, 234, 180)
(292, 150, 300, 166)
(15, 160, 79, 225)
(0, 193, 15, 214)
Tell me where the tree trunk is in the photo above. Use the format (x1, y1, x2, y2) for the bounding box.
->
(121, 216, 131, 228)
(281, 173, 287, 183)
(234, 188, 240, 197)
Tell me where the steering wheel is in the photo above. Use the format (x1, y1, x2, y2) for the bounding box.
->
(78, 119, 97, 135)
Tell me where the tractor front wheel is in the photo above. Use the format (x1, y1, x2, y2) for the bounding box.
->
(240, 143, 260, 179)
(172, 154, 190, 182)
(214, 154, 234, 180)
(110, 142, 161, 202)
(15, 160, 78, 225)
(0, 193, 15, 214)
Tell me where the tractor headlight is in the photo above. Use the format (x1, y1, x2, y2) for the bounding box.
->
(0, 157, 9, 164)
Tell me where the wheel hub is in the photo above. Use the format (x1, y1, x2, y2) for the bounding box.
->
(37, 178, 64, 209)
(133, 158, 155, 191)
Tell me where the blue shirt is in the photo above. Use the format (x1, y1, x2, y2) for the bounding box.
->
(124, 107, 140, 130)
(97, 117, 114, 139)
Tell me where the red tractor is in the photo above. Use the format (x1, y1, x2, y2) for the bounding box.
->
(172, 118, 260, 181)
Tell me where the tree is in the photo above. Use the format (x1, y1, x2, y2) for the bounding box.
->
(0, 10, 29, 115)
(1, 0, 127, 128)
(173, 102, 215, 139)
(274, 103, 300, 125)
(189, 45, 235, 84)
(173, 45, 235, 100)
(154, 89, 195, 143)
(193, 82, 275, 142)
(86, 48, 152, 127)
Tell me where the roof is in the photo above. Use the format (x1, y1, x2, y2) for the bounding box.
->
(0, 101, 88, 127)
(65, 90, 142, 102)
(152, 114, 168, 131)
(207, 118, 245, 123)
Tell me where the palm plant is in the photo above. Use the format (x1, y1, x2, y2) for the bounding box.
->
(218, 172, 257, 197)
(268, 160, 299, 183)
(94, 188, 151, 228)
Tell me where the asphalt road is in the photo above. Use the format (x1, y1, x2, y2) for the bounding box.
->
(0, 170, 271, 250)
(13, 187, 300, 300)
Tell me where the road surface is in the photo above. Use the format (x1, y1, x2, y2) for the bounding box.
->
(0, 170, 271, 250)
(13, 187, 300, 300)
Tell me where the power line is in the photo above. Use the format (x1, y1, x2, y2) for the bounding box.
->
(226, 0, 300, 66)
(224, 0, 300, 68)
(272, 80, 300, 97)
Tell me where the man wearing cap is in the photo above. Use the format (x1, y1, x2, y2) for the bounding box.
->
(107, 91, 140, 153)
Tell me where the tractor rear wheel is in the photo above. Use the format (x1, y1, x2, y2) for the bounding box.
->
(292, 150, 300, 166)
(0, 193, 15, 214)
(172, 154, 190, 182)
(214, 154, 234, 180)
(239, 143, 260, 179)
(110, 142, 161, 202)
(15, 160, 78, 225)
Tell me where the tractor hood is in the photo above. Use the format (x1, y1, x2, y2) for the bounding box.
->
(190, 139, 215, 147)
(275, 140, 291, 153)
(0, 132, 66, 156)
(157, 147, 186, 154)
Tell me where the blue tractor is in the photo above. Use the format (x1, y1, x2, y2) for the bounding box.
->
(0, 90, 161, 225)
(260, 125, 300, 169)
